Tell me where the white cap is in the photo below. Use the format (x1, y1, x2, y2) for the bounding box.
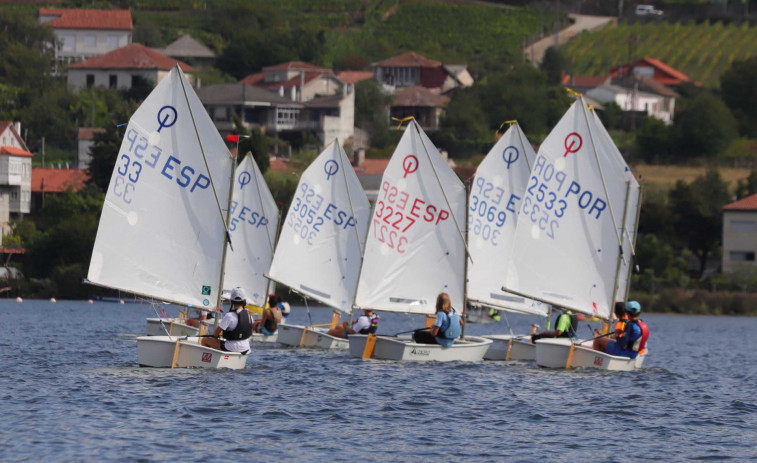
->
(230, 287, 247, 303)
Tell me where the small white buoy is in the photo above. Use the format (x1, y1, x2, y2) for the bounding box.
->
(119, 300, 125, 304)
(88, 299, 94, 304)
(50, 298, 57, 303)
(15, 297, 22, 303)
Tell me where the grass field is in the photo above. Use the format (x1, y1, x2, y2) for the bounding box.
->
(562, 21, 757, 87)
(632, 164, 752, 192)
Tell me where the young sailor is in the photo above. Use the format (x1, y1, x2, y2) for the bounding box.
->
(412, 292, 463, 347)
(326, 308, 379, 339)
(531, 307, 578, 343)
(200, 287, 253, 354)
(253, 294, 283, 336)
(593, 302, 628, 351)
(594, 301, 649, 358)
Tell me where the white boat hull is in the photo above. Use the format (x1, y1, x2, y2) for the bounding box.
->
(482, 334, 535, 361)
(136, 336, 248, 369)
(276, 324, 349, 350)
(348, 335, 492, 362)
(252, 331, 279, 344)
(535, 338, 646, 371)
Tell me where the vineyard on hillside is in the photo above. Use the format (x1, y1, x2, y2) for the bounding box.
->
(562, 21, 757, 87)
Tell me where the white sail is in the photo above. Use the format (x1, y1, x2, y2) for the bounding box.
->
(503, 97, 632, 320)
(223, 153, 279, 307)
(267, 141, 370, 312)
(466, 123, 548, 317)
(588, 109, 641, 302)
(355, 121, 466, 314)
(88, 67, 232, 309)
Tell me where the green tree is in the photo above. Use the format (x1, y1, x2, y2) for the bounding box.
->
(735, 170, 757, 199)
(720, 57, 757, 137)
(636, 117, 674, 163)
(87, 102, 136, 192)
(480, 65, 549, 135)
(668, 168, 731, 277)
(598, 101, 623, 131)
(540, 46, 570, 86)
(440, 87, 489, 141)
(354, 79, 393, 148)
(674, 93, 738, 160)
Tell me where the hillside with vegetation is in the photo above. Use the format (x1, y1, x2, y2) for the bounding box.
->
(562, 21, 757, 87)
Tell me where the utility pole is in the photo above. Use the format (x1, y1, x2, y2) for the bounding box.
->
(41, 136, 45, 168)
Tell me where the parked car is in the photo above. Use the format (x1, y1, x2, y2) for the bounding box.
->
(635, 4, 664, 16)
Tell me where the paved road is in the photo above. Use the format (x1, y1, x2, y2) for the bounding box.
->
(525, 14, 617, 65)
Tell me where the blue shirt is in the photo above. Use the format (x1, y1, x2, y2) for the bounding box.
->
(433, 311, 455, 347)
(607, 321, 642, 359)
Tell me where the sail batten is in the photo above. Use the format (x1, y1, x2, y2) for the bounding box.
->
(268, 141, 370, 313)
(87, 68, 232, 309)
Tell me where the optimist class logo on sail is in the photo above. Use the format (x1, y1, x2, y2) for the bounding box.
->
(111, 109, 213, 206)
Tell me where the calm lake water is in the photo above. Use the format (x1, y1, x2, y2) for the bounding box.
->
(1, 300, 755, 462)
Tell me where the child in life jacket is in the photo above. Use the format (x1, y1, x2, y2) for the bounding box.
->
(595, 301, 649, 359)
(326, 309, 379, 339)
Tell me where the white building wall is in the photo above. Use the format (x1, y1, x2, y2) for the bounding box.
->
(722, 210, 757, 272)
(66, 69, 184, 91)
(319, 91, 354, 147)
(51, 29, 131, 61)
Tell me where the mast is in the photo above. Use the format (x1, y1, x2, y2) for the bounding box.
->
(608, 181, 632, 333)
(177, 65, 234, 325)
(624, 182, 643, 301)
(462, 179, 470, 339)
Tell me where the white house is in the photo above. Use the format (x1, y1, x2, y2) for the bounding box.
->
(241, 61, 343, 103)
(722, 194, 757, 272)
(0, 122, 33, 234)
(586, 76, 678, 124)
(77, 127, 104, 169)
(39, 8, 133, 68)
(67, 43, 195, 91)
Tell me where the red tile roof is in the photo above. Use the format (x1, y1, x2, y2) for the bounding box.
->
(337, 71, 374, 84)
(68, 43, 194, 72)
(723, 193, 757, 211)
(39, 8, 133, 30)
(240, 73, 264, 85)
(78, 127, 105, 141)
(353, 158, 389, 176)
(392, 86, 449, 107)
(264, 61, 332, 73)
(0, 146, 33, 157)
(610, 57, 692, 86)
(374, 52, 441, 68)
(32, 168, 89, 193)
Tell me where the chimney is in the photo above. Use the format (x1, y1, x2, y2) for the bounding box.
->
(13, 122, 21, 134)
(441, 150, 448, 161)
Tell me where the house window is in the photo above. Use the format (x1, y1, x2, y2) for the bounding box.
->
(10, 190, 18, 201)
(85, 35, 96, 48)
(61, 35, 75, 52)
(108, 36, 119, 49)
(109, 74, 117, 89)
(86, 74, 95, 88)
(730, 251, 756, 262)
(731, 220, 757, 233)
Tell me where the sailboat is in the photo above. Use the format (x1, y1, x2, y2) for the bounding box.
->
(267, 140, 370, 350)
(465, 122, 550, 361)
(88, 66, 246, 369)
(502, 96, 644, 371)
(348, 120, 492, 362)
(144, 152, 279, 339)
(223, 152, 280, 343)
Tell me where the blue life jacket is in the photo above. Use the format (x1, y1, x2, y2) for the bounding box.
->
(439, 311, 462, 339)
